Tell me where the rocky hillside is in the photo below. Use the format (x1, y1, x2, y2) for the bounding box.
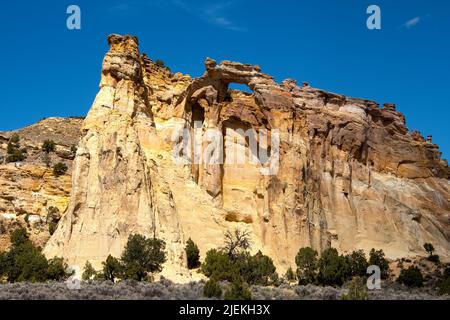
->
(0, 117, 83, 251)
(1, 34, 449, 282)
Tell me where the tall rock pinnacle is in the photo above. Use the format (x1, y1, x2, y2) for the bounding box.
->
(44, 35, 186, 277)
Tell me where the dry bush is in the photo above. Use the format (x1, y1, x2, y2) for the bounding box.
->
(0, 281, 449, 300)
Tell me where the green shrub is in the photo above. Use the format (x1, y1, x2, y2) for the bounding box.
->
(1, 228, 49, 282)
(46, 206, 61, 236)
(9, 247, 48, 283)
(397, 266, 424, 287)
(341, 277, 369, 300)
(42, 140, 56, 153)
(154, 59, 171, 72)
(438, 277, 450, 295)
(201, 230, 276, 289)
(6, 150, 26, 162)
(201, 249, 234, 281)
(185, 238, 200, 269)
(203, 278, 222, 298)
(82, 261, 97, 281)
(444, 266, 450, 279)
(224, 278, 252, 300)
(428, 255, 440, 264)
(0, 251, 8, 279)
(53, 162, 68, 177)
(269, 272, 281, 287)
(47, 206, 60, 217)
(10, 228, 29, 246)
(423, 243, 434, 256)
(6, 135, 26, 163)
(346, 250, 369, 278)
(317, 248, 350, 286)
(101, 255, 123, 282)
(437, 266, 450, 295)
(155, 59, 166, 68)
(423, 243, 440, 263)
(6, 142, 15, 155)
(201, 249, 276, 286)
(121, 234, 166, 281)
(3, 230, 168, 284)
(295, 247, 318, 285)
(48, 222, 57, 235)
(47, 257, 71, 281)
(10, 134, 20, 144)
(369, 249, 390, 279)
(241, 251, 276, 286)
(285, 267, 296, 282)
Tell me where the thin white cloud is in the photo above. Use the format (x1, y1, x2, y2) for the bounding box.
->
(403, 16, 421, 28)
(173, 0, 245, 31)
(106, 0, 245, 31)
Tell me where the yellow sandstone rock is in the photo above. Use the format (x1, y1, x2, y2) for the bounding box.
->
(2, 35, 449, 282)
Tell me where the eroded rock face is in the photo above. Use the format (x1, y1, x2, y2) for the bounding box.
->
(43, 35, 189, 280)
(0, 117, 82, 251)
(37, 34, 450, 277)
(167, 58, 450, 269)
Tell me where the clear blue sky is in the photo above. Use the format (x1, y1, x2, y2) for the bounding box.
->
(1, 0, 449, 159)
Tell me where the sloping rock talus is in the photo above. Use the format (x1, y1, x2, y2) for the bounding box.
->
(43, 34, 449, 277)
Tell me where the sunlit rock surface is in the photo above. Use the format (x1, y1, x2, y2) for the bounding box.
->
(2, 34, 448, 281)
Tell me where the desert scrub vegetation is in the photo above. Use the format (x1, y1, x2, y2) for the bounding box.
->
(224, 278, 252, 300)
(42, 140, 56, 153)
(0, 279, 206, 300)
(203, 278, 223, 298)
(438, 266, 450, 295)
(341, 277, 369, 300)
(295, 247, 318, 285)
(0, 280, 448, 300)
(6, 133, 26, 163)
(185, 238, 200, 269)
(200, 229, 278, 300)
(0, 228, 72, 283)
(53, 162, 68, 177)
(284, 267, 296, 282)
(0, 227, 447, 301)
(197, 233, 448, 300)
(397, 266, 424, 288)
(423, 243, 440, 264)
(82, 234, 167, 282)
(82, 261, 97, 281)
(201, 229, 278, 286)
(46, 206, 61, 236)
(154, 59, 171, 73)
(294, 246, 390, 287)
(368, 249, 390, 279)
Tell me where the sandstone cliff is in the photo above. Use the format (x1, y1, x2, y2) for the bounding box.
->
(0, 117, 82, 251)
(23, 34, 450, 278)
